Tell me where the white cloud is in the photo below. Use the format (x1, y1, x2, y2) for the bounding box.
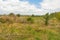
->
(0, 0, 44, 15)
(41, 0, 60, 13)
(0, 0, 60, 15)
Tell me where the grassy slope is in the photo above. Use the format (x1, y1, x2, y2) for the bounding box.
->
(0, 16, 60, 40)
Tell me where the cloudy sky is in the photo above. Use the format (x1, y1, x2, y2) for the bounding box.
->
(0, 0, 60, 15)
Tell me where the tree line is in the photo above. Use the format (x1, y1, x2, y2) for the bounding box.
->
(0, 12, 60, 26)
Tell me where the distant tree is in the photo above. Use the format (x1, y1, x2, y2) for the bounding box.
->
(44, 13, 49, 26)
(32, 14, 34, 17)
(8, 13, 16, 22)
(8, 13, 15, 16)
(16, 14, 20, 17)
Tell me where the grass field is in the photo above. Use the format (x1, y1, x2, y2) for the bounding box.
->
(0, 13, 60, 40)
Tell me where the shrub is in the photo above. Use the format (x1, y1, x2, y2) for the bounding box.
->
(50, 12, 60, 20)
(55, 12, 60, 20)
(35, 37, 40, 40)
(16, 14, 20, 17)
(27, 17, 34, 23)
(0, 18, 5, 23)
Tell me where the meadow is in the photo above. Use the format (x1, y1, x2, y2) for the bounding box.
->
(0, 12, 60, 40)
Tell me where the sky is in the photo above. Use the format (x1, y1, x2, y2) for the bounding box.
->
(0, 0, 60, 15)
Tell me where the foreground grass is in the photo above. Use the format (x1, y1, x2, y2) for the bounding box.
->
(0, 22, 60, 40)
(0, 16, 60, 40)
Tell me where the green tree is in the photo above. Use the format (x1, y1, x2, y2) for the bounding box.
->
(44, 13, 49, 26)
(8, 13, 15, 16)
(32, 14, 35, 17)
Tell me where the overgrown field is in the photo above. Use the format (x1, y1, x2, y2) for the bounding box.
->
(0, 12, 60, 40)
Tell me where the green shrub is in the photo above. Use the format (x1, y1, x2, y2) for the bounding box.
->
(27, 17, 34, 23)
(16, 14, 20, 17)
(50, 12, 60, 20)
(35, 37, 40, 40)
(55, 12, 60, 20)
(0, 18, 5, 23)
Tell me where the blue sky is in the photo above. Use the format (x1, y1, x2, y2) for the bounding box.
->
(0, 0, 60, 15)
(20, 0, 43, 8)
(20, 0, 42, 4)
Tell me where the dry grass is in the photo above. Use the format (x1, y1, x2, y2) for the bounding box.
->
(0, 16, 60, 40)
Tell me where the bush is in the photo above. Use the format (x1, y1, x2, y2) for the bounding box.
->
(50, 12, 60, 20)
(16, 14, 20, 17)
(55, 12, 60, 20)
(0, 18, 5, 23)
(27, 17, 34, 23)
